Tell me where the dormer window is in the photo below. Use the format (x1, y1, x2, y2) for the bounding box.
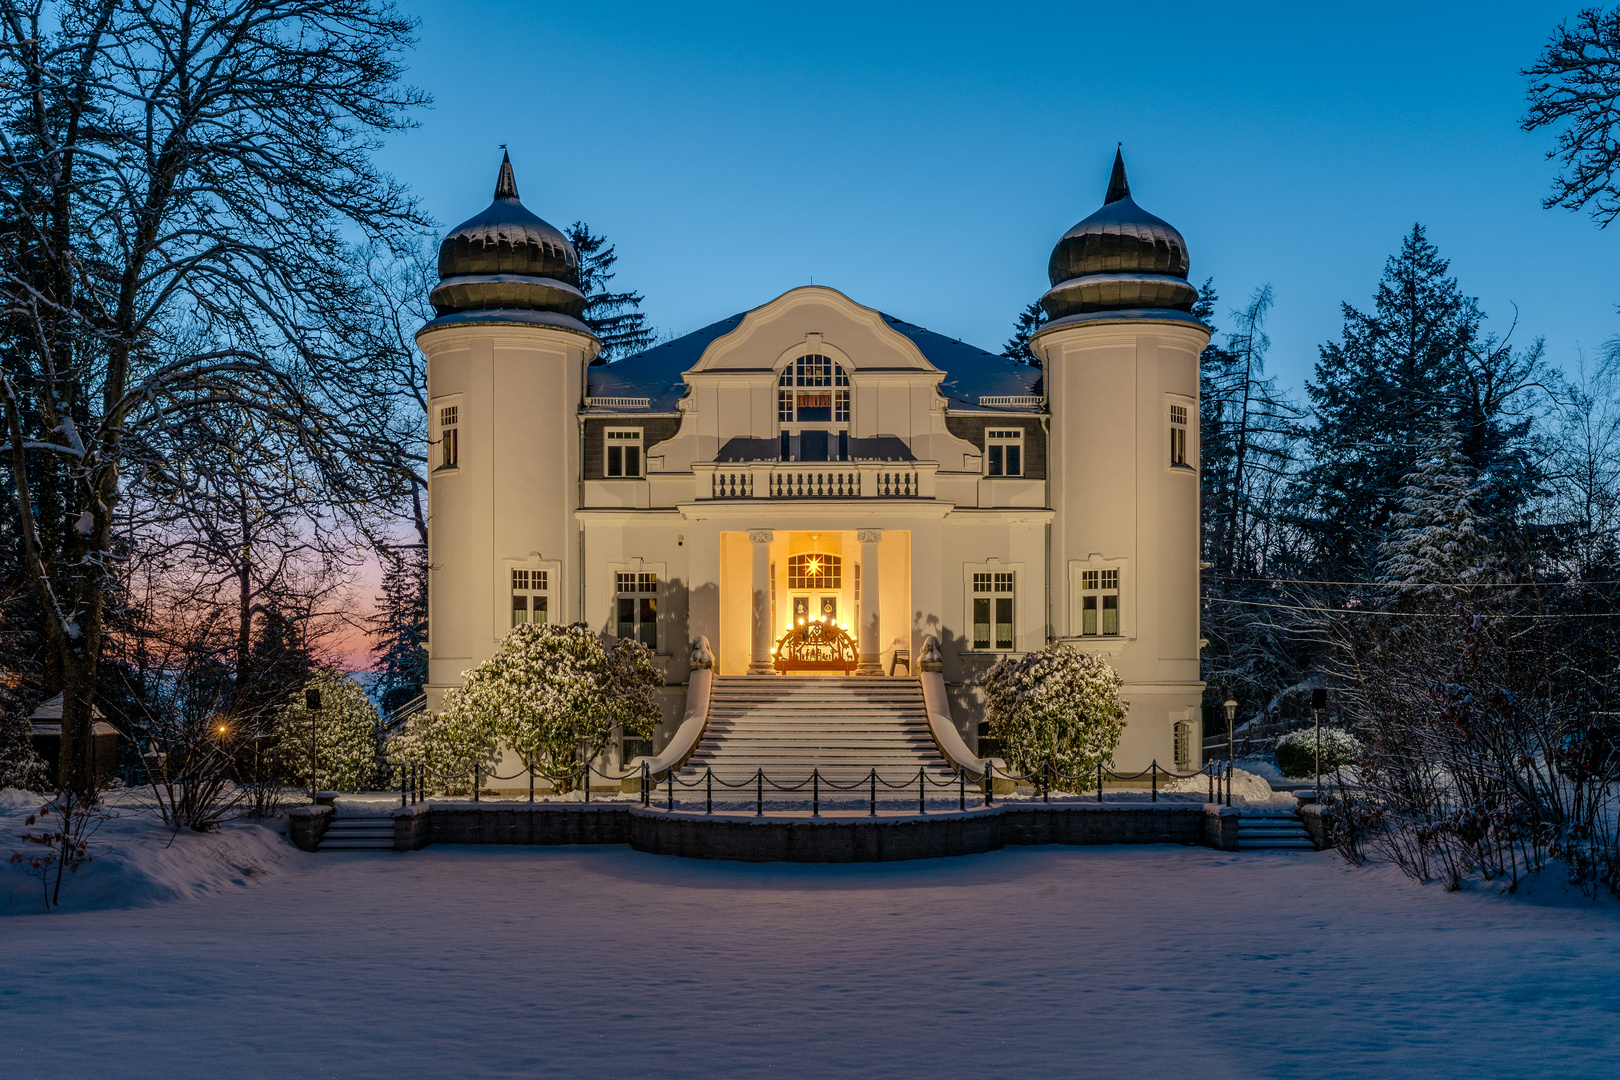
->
(606, 429, 643, 477)
(777, 355, 850, 423)
(986, 429, 1023, 476)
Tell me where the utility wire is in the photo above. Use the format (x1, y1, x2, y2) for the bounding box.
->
(1206, 597, 1619, 619)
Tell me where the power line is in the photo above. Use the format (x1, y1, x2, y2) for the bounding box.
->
(1206, 575, 1620, 589)
(1206, 597, 1619, 619)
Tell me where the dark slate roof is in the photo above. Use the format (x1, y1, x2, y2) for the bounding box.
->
(715, 435, 918, 462)
(586, 307, 1043, 414)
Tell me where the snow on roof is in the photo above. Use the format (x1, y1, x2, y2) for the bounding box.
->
(586, 309, 1042, 414)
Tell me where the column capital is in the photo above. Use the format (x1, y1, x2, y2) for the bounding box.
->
(855, 528, 882, 544)
(748, 529, 775, 544)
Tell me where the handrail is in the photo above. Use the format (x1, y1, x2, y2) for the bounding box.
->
(919, 670, 998, 781)
(621, 667, 712, 779)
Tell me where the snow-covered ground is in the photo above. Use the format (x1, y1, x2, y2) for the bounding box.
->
(4, 797, 1619, 1078)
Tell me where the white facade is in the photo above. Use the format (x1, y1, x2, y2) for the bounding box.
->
(420, 154, 1211, 774)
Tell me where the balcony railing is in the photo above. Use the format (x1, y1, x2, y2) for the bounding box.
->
(697, 461, 935, 499)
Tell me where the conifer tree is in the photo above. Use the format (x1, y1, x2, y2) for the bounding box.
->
(1376, 426, 1508, 603)
(567, 222, 655, 364)
(371, 545, 428, 715)
(1001, 301, 1047, 365)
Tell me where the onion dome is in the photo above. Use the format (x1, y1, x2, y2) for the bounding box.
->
(1040, 149, 1198, 320)
(430, 152, 586, 319)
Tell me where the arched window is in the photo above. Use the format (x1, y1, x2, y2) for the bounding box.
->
(787, 553, 842, 589)
(778, 355, 850, 424)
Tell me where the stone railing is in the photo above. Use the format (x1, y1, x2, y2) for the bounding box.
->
(697, 461, 935, 500)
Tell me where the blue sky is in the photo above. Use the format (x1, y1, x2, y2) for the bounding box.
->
(381, 1, 1616, 394)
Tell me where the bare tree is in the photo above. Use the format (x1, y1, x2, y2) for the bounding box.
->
(1523, 6, 1620, 227)
(0, 1, 429, 795)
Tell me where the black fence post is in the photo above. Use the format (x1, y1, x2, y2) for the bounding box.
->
(529, 756, 536, 804)
(583, 761, 590, 803)
(1097, 762, 1103, 803)
(1151, 760, 1157, 802)
(474, 763, 480, 802)
(958, 768, 965, 812)
(813, 769, 819, 817)
(706, 768, 713, 815)
(918, 767, 925, 815)
(399, 764, 406, 808)
(985, 761, 994, 807)
(756, 768, 763, 817)
(641, 762, 648, 807)
(869, 769, 876, 817)
(1043, 761, 1050, 804)
(667, 768, 674, 812)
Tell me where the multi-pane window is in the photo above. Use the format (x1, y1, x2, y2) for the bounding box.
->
(972, 572, 1015, 650)
(606, 429, 642, 477)
(986, 429, 1023, 477)
(777, 356, 850, 422)
(1080, 568, 1120, 636)
(787, 553, 841, 589)
(615, 572, 657, 649)
(438, 405, 459, 469)
(510, 568, 548, 627)
(1169, 404, 1189, 467)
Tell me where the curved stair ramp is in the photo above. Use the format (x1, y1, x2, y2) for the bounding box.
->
(315, 814, 395, 851)
(1237, 810, 1315, 850)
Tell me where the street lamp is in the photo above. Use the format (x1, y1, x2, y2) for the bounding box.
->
(1223, 698, 1238, 807)
(306, 687, 322, 801)
(1311, 687, 1328, 798)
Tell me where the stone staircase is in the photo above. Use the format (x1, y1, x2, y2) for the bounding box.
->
(683, 676, 952, 782)
(1237, 810, 1316, 850)
(316, 814, 396, 851)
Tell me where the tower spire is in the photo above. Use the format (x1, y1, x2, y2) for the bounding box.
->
(494, 148, 520, 202)
(1104, 145, 1130, 205)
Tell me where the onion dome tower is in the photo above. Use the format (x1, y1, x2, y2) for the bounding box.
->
(1040, 148, 1199, 320)
(1029, 147, 1210, 775)
(418, 151, 597, 719)
(429, 151, 589, 325)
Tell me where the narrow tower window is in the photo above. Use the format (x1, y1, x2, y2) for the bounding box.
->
(438, 405, 459, 469)
(1080, 569, 1120, 636)
(606, 429, 643, 477)
(986, 429, 1023, 477)
(1169, 404, 1189, 467)
(972, 572, 1015, 650)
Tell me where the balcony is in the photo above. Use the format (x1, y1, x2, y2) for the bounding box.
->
(695, 461, 937, 500)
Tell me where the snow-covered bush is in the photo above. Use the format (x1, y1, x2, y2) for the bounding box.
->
(1275, 727, 1361, 778)
(982, 643, 1127, 788)
(393, 623, 662, 793)
(0, 707, 47, 792)
(274, 669, 380, 792)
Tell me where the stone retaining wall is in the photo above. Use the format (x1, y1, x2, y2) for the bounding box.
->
(366, 801, 1241, 862)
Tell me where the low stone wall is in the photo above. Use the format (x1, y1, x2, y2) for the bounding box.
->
(287, 804, 333, 852)
(1299, 803, 1329, 851)
(371, 800, 1242, 862)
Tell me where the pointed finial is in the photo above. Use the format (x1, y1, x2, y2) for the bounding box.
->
(494, 149, 520, 202)
(1104, 146, 1130, 205)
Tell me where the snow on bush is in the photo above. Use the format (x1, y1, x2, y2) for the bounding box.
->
(982, 643, 1126, 787)
(1275, 726, 1361, 778)
(391, 623, 662, 793)
(274, 668, 381, 792)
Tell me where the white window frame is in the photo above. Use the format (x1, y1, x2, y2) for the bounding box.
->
(608, 560, 665, 652)
(500, 556, 560, 641)
(432, 394, 462, 473)
(1068, 558, 1130, 639)
(509, 567, 552, 628)
(985, 428, 1024, 477)
(1167, 394, 1195, 471)
(605, 428, 644, 478)
(963, 561, 1023, 652)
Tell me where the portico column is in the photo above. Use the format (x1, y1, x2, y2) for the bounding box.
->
(748, 529, 775, 674)
(857, 529, 883, 675)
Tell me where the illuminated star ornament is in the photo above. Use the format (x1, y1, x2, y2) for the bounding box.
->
(805, 557, 821, 577)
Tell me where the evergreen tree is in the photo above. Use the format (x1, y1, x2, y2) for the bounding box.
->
(1376, 426, 1508, 603)
(567, 222, 655, 364)
(1302, 225, 1482, 578)
(274, 668, 382, 793)
(370, 545, 428, 715)
(1001, 301, 1047, 365)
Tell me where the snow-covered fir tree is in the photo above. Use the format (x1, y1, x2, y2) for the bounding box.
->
(1376, 426, 1508, 603)
(568, 222, 656, 364)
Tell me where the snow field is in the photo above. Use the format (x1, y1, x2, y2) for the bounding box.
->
(2, 838, 1618, 1079)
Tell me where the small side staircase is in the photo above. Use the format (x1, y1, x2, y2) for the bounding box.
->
(316, 815, 396, 851)
(1237, 810, 1316, 851)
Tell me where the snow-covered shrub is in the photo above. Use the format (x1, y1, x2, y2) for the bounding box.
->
(1275, 727, 1361, 778)
(0, 707, 47, 792)
(273, 668, 380, 792)
(393, 623, 662, 793)
(982, 643, 1127, 788)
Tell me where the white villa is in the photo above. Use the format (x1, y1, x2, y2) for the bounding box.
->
(419, 150, 1209, 783)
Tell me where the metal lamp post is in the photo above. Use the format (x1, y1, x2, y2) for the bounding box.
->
(1223, 698, 1238, 807)
(1311, 686, 1327, 798)
(306, 687, 322, 801)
